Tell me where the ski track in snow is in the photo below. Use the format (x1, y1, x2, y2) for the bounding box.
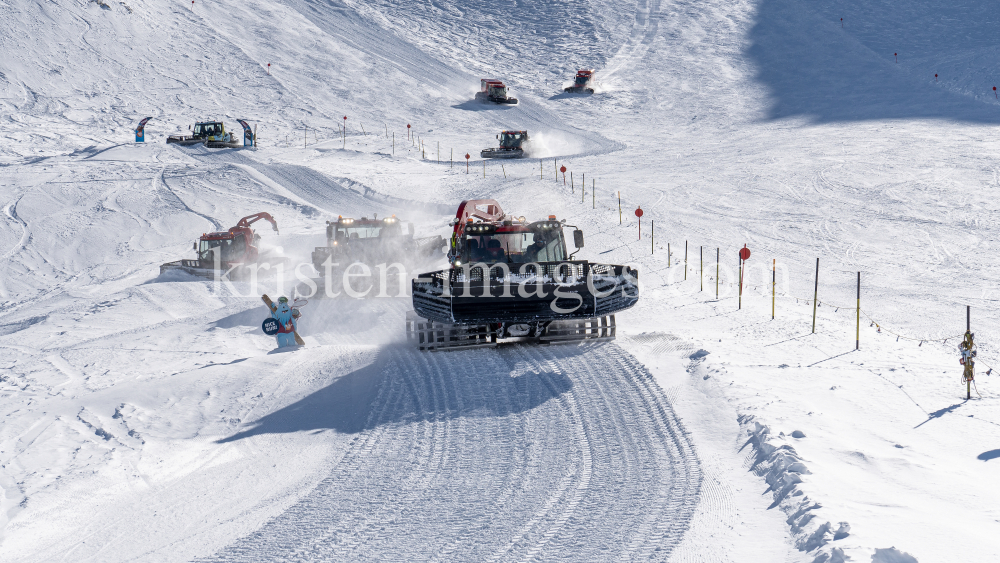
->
(203, 344, 700, 562)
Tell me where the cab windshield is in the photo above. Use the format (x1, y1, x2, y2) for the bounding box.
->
(463, 230, 566, 264)
(499, 132, 525, 148)
(575, 75, 589, 85)
(335, 222, 400, 241)
(199, 236, 246, 262)
(194, 123, 222, 136)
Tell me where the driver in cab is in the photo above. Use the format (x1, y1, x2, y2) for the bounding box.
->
(523, 235, 547, 263)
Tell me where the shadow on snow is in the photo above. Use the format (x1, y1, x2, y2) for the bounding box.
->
(218, 344, 578, 441)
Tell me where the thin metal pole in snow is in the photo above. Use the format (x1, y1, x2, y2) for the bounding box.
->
(856, 272, 861, 350)
(812, 258, 820, 333)
(738, 253, 743, 310)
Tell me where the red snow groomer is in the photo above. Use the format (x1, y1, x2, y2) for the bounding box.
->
(407, 199, 639, 350)
(564, 69, 595, 94)
(476, 79, 518, 104)
(160, 212, 287, 280)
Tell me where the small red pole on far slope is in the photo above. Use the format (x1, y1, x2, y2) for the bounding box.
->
(935, 74, 938, 82)
(635, 207, 643, 240)
(840, 18, 843, 27)
(407, 124, 411, 140)
(894, 52, 898, 63)
(560, 165, 567, 186)
(465, 153, 470, 173)
(267, 63, 271, 75)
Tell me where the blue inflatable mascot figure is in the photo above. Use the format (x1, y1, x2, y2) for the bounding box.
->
(271, 296, 298, 348)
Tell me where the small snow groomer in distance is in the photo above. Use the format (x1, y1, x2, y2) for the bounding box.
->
(160, 212, 286, 280)
(167, 121, 241, 148)
(310, 214, 445, 274)
(564, 69, 595, 93)
(407, 199, 639, 350)
(481, 131, 529, 159)
(475, 79, 518, 104)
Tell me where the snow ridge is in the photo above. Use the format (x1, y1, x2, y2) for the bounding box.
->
(739, 413, 850, 562)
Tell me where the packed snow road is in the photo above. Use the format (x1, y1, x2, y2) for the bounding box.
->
(204, 343, 700, 562)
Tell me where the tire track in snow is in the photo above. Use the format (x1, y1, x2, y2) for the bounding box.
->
(204, 343, 700, 561)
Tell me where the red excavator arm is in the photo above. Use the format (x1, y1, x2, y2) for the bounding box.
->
(236, 212, 279, 234)
(452, 199, 504, 236)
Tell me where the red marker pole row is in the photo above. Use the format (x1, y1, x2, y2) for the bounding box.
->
(635, 207, 643, 240)
(560, 165, 567, 186)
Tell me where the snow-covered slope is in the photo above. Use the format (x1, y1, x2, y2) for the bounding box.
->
(2, 0, 1000, 561)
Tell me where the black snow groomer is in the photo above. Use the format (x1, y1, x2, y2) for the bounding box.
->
(408, 199, 639, 350)
(167, 121, 241, 148)
(481, 131, 529, 159)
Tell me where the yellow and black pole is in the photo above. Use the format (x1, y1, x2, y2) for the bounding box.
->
(963, 306, 975, 400)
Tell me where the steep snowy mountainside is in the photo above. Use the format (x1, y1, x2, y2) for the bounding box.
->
(2, 0, 1000, 561)
(748, 0, 1000, 121)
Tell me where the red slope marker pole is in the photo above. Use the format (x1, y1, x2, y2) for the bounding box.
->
(894, 52, 898, 63)
(267, 63, 271, 75)
(935, 73, 938, 82)
(840, 18, 843, 28)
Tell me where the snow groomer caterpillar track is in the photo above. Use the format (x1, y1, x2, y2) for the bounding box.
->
(407, 199, 638, 350)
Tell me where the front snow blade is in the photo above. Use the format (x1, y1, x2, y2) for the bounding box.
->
(411, 261, 638, 325)
(481, 148, 525, 159)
